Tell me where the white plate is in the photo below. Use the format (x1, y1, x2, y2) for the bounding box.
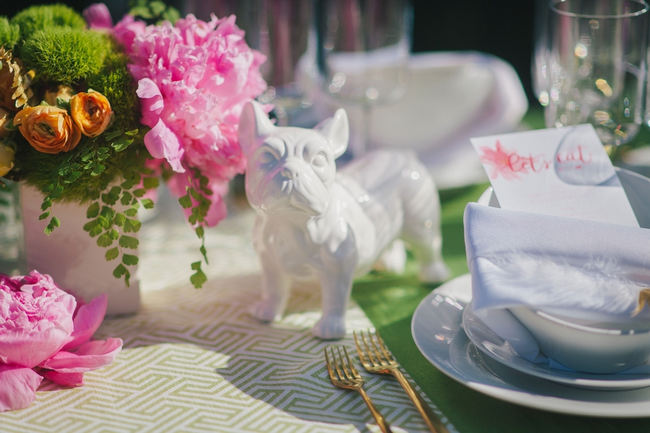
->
(462, 301, 650, 390)
(411, 274, 650, 417)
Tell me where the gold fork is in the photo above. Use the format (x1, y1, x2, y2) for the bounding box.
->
(354, 330, 449, 433)
(324, 345, 393, 433)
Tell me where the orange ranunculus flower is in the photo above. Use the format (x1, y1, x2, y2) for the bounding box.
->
(70, 91, 112, 137)
(14, 105, 81, 154)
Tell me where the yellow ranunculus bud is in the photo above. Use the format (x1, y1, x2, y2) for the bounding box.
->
(70, 90, 112, 137)
(0, 143, 15, 177)
(14, 105, 81, 154)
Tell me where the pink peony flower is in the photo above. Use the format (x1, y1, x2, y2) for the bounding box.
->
(112, 13, 267, 227)
(0, 271, 122, 412)
(83, 3, 113, 30)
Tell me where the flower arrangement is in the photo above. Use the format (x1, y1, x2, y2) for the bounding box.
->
(0, 3, 267, 287)
(0, 271, 122, 411)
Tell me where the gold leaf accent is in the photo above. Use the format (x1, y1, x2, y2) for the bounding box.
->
(631, 288, 650, 317)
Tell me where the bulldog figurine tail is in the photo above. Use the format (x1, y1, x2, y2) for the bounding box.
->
(239, 101, 449, 339)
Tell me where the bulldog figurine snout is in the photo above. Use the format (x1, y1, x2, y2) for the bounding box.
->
(239, 101, 449, 339)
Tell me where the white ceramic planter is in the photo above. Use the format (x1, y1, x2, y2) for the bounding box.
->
(20, 184, 140, 315)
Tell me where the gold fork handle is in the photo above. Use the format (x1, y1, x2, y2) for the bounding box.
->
(356, 387, 393, 433)
(391, 368, 449, 433)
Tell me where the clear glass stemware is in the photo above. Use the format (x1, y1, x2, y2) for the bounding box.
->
(541, 0, 649, 147)
(315, 0, 412, 158)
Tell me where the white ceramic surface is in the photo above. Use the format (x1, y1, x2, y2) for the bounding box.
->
(20, 184, 140, 316)
(239, 101, 449, 339)
(462, 301, 650, 390)
(412, 274, 650, 417)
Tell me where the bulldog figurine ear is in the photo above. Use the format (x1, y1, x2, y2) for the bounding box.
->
(316, 108, 348, 159)
(238, 101, 276, 156)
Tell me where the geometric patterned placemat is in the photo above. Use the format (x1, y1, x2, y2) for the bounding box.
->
(0, 275, 453, 433)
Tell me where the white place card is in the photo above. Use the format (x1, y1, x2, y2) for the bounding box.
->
(471, 124, 639, 227)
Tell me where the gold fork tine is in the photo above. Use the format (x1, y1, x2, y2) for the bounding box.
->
(337, 346, 352, 380)
(324, 346, 335, 377)
(360, 330, 379, 365)
(324, 345, 393, 433)
(353, 331, 369, 364)
(354, 330, 450, 433)
(374, 332, 396, 363)
(341, 346, 359, 378)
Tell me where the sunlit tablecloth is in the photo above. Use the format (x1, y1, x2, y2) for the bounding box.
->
(0, 191, 450, 433)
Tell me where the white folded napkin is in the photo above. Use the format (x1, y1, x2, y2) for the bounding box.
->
(464, 202, 650, 367)
(464, 202, 650, 321)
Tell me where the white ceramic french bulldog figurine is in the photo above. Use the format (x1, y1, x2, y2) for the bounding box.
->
(239, 101, 449, 339)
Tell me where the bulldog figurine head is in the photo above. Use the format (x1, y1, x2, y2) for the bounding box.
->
(240, 102, 348, 218)
(239, 101, 448, 339)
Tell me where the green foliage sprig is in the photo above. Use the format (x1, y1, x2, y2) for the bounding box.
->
(178, 169, 212, 288)
(82, 152, 158, 287)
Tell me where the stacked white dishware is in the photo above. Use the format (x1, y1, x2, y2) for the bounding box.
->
(461, 123, 650, 392)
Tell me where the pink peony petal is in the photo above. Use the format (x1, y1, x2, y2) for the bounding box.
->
(112, 15, 146, 50)
(144, 120, 185, 173)
(136, 78, 164, 128)
(83, 3, 113, 29)
(0, 326, 71, 368)
(62, 294, 108, 351)
(40, 338, 122, 373)
(0, 365, 43, 411)
(41, 371, 84, 387)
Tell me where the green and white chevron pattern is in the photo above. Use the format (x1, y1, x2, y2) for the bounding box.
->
(0, 274, 455, 433)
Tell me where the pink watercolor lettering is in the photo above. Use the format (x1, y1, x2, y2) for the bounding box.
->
(479, 140, 594, 180)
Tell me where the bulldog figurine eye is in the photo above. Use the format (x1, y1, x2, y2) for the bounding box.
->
(238, 101, 449, 339)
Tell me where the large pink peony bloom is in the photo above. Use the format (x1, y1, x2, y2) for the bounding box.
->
(112, 12, 267, 226)
(0, 271, 122, 411)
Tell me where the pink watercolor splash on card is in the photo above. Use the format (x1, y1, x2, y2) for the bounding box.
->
(478, 140, 540, 180)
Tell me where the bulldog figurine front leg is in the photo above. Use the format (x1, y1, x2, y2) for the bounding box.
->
(238, 101, 449, 339)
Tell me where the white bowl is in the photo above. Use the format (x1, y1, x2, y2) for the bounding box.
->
(479, 167, 650, 373)
(509, 307, 650, 373)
